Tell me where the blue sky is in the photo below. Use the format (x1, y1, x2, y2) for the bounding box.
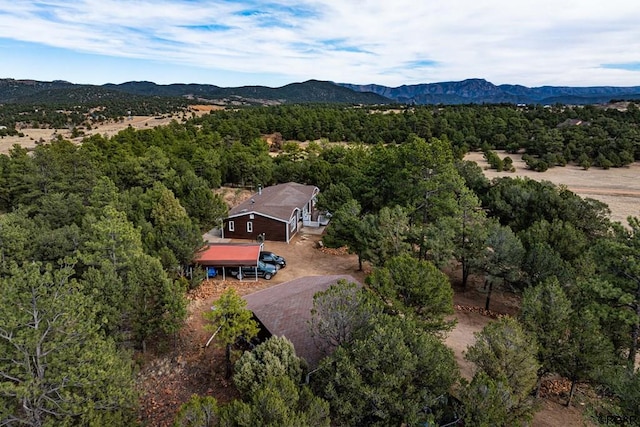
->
(1, 0, 639, 87)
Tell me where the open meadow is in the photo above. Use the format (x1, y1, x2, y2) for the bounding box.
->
(0, 105, 221, 154)
(465, 151, 640, 225)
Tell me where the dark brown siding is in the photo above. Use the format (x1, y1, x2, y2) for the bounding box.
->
(224, 214, 288, 242)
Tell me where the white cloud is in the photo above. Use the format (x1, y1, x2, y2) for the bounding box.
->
(0, 0, 639, 86)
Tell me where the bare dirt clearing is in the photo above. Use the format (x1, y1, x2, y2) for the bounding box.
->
(0, 116, 177, 154)
(138, 229, 592, 427)
(0, 105, 220, 154)
(464, 151, 640, 224)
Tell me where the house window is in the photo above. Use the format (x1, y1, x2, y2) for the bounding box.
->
(290, 218, 296, 232)
(228, 221, 235, 232)
(247, 222, 253, 233)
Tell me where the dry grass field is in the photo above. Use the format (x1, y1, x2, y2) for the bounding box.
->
(0, 105, 222, 155)
(465, 151, 640, 225)
(0, 116, 179, 154)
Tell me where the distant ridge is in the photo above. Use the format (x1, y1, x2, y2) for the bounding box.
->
(0, 78, 388, 105)
(1, 77, 640, 105)
(338, 78, 640, 105)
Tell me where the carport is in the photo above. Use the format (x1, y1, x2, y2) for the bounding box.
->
(194, 243, 262, 281)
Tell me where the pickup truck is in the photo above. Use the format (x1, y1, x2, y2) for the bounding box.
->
(259, 251, 286, 269)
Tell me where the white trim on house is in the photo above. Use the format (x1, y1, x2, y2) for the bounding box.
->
(226, 210, 297, 224)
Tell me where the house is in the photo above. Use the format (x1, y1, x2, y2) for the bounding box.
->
(243, 275, 360, 369)
(222, 182, 320, 243)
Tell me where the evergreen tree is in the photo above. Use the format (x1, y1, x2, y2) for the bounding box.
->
(519, 278, 573, 396)
(595, 217, 640, 372)
(368, 205, 411, 266)
(204, 289, 259, 378)
(460, 371, 510, 427)
(322, 199, 375, 271)
(219, 376, 330, 427)
(315, 182, 353, 214)
(126, 254, 187, 352)
(314, 313, 459, 426)
(80, 205, 144, 272)
(465, 317, 539, 425)
(174, 395, 219, 427)
(452, 188, 489, 288)
(560, 309, 615, 407)
(0, 262, 136, 426)
(0, 210, 35, 274)
(366, 254, 454, 332)
(609, 368, 640, 421)
(233, 336, 304, 397)
(308, 279, 382, 355)
(479, 222, 525, 310)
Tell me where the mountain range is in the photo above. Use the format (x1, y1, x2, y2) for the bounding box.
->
(2, 77, 640, 106)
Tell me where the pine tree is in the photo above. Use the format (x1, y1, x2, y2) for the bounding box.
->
(465, 317, 539, 425)
(315, 314, 459, 426)
(204, 289, 258, 378)
(0, 262, 136, 426)
(366, 254, 454, 332)
(233, 336, 304, 397)
(173, 395, 219, 427)
(519, 278, 572, 396)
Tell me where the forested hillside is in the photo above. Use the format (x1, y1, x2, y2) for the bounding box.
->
(4, 77, 640, 105)
(0, 78, 389, 105)
(340, 78, 640, 105)
(1, 103, 639, 426)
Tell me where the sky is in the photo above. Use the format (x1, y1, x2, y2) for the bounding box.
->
(1, 0, 640, 88)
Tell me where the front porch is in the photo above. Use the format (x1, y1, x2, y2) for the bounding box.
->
(302, 209, 331, 228)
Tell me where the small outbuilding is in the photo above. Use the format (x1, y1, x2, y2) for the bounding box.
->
(222, 182, 320, 243)
(243, 275, 360, 369)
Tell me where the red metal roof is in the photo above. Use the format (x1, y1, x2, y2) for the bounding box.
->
(194, 244, 261, 266)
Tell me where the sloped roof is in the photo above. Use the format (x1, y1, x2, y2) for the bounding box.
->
(194, 243, 260, 266)
(243, 275, 360, 369)
(228, 182, 319, 222)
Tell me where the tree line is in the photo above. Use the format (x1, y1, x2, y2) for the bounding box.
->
(0, 97, 192, 133)
(4, 101, 640, 169)
(192, 102, 640, 169)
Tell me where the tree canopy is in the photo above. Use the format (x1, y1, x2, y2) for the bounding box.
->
(313, 313, 459, 426)
(0, 262, 137, 426)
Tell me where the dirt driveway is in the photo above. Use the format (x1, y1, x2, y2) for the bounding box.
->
(253, 230, 368, 284)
